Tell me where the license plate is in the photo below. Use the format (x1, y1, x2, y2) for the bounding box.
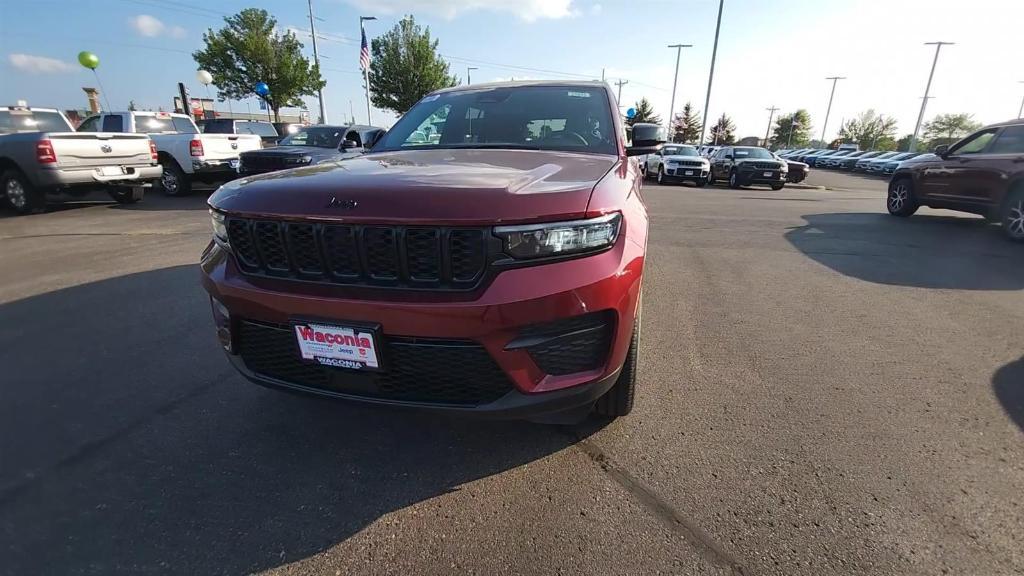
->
(763, 171, 773, 177)
(230, 159, 240, 169)
(99, 166, 126, 176)
(294, 322, 381, 371)
(684, 170, 694, 176)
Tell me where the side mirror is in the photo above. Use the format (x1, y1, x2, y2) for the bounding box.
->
(340, 139, 360, 150)
(933, 144, 949, 157)
(626, 123, 667, 157)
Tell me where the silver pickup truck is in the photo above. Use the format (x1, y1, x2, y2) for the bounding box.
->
(0, 106, 162, 214)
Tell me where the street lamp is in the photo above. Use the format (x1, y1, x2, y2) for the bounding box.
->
(820, 76, 846, 148)
(700, 0, 724, 145)
(467, 67, 477, 85)
(666, 43, 693, 134)
(1018, 80, 1023, 119)
(359, 15, 377, 125)
(788, 120, 800, 148)
(763, 105, 779, 148)
(909, 41, 954, 152)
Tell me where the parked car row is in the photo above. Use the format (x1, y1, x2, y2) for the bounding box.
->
(776, 147, 924, 176)
(0, 103, 389, 214)
(648, 144, 790, 190)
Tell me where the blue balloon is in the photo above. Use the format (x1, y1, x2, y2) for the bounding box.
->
(626, 107, 636, 118)
(255, 82, 269, 96)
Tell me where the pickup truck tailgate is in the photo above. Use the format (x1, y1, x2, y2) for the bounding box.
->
(199, 134, 262, 159)
(48, 132, 153, 167)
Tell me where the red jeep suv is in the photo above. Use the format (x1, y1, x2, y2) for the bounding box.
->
(200, 81, 665, 420)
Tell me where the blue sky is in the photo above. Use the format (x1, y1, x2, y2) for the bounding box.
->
(2, 0, 1022, 140)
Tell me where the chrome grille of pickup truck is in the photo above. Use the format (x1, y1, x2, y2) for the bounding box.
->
(226, 217, 489, 290)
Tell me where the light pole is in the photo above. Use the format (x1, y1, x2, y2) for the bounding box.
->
(700, 0, 724, 145)
(307, 0, 326, 123)
(909, 41, 954, 152)
(666, 43, 693, 132)
(467, 67, 477, 85)
(1017, 80, 1023, 119)
(820, 76, 846, 148)
(359, 15, 377, 125)
(787, 120, 800, 148)
(764, 105, 779, 148)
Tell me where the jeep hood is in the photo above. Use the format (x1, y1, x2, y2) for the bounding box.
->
(210, 148, 618, 224)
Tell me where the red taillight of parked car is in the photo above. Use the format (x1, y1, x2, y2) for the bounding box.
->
(189, 139, 204, 157)
(36, 140, 57, 164)
(149, 140, 158, 162)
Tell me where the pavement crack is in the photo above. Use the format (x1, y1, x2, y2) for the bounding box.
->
(566, 429, 749, 575)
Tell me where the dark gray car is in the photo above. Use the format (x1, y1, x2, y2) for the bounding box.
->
(237, 124, 385, 176)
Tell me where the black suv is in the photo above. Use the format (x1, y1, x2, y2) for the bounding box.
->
(709, 146, 788, 190)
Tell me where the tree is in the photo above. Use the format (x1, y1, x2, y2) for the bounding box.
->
(369, 15, 458, 115)
(895, 133, 914, 152)
(626, 97, 660, 126)
(193, 8, 324, 122)
(837, 109, 898, 149)
(128, 100, 137, 112)
(922, 113, 982, 148)
(670, 102, 702, 143)
(771, 109, 812, 148)
(705, 113, 736, 145)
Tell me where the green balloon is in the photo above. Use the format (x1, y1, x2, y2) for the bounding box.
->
(77, 51, 99, 70)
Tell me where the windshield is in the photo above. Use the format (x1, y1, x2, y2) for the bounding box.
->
(662, 146, 698, 157)
(372, 85, 617, 155)
(0, 110, 71, 133)
(279, 127, 345, 148)
(733, 147, 774, 159)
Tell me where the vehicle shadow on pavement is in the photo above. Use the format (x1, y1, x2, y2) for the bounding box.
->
(993, 357, 1024, 433)
(0, 265, 602, 574)
(784, 212, 1024, 290)
(113, 190, 215, 212)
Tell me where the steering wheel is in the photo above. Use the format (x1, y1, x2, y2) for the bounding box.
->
(544, 130, 589, 146)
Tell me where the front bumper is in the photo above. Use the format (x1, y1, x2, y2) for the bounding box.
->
(737, 167, 787, 184)
(665, 165, 709, 180)
(34, 164, 162, 189)
(200, 231, 644, 417)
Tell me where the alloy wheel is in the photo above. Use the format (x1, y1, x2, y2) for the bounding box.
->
(1006, 197, 1024, 239)
(161, 169, 178, 193)
(6, 178, 26, 209)
(888, 183, 908, 213)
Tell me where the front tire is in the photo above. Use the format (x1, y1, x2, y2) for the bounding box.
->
(1, 169, 45, 214)
(156, 159, 192, 197)
(728, 170, 741, 189)
(887, 177, 918, 217)
(771, 183, 785, 191)
(594, 296, 641, 418)
(1001, 189, 1024, 242)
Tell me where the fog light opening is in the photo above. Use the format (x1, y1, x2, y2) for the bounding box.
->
(210, 297, 233, 352)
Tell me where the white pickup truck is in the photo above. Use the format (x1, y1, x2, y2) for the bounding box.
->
(0, 106, 161, 214)
(77, 111, 262, 196)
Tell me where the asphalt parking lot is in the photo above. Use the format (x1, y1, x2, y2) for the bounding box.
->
(2, 171, 1022, 575)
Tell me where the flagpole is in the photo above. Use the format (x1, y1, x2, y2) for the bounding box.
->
(360, 16, 376, 125)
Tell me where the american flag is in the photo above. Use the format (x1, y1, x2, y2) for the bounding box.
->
(359, 27, 370, 71)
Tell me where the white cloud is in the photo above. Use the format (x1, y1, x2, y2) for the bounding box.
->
(345, 0, 576, 21)
(129, 14, 186, 38)
(7, 53, 77, 74)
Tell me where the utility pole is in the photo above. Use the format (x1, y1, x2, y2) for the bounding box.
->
(666, 44, 693, 131)
(349, 99, 355, 124)
(359, 15, 377, 125)
(601, 68, 605, 82)
(763, 105, 779, 148)
(909, 41, 954, 152)
(614, 79, 628, 104)
(466, 67, 477, 85)
(700, 0, 724, 145)
(787, 120, 799, 148)
(307, 0, 326, 123)
(820, 76, 846, 148)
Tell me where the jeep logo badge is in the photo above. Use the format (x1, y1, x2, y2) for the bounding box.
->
(100, 144, 112, 153)
(328, 197, 358, 210)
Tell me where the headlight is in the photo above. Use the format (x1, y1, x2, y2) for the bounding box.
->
(284, 155, 312, 165)
(210, 209, 229, 246)
(494, 213, 621, 260)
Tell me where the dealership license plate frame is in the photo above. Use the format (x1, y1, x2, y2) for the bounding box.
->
(291, 318, 385, 372)
(684, 170, 694, 176)
(99, 166, 127, 177)
(763, 171, 773, 178)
